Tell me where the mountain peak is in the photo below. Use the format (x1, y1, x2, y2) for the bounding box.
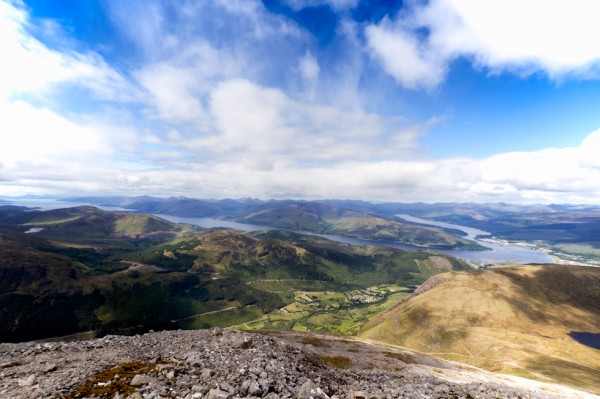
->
(1, 329, 592, 399)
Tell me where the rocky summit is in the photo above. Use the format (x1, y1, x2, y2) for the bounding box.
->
(0, 329, 596, 399)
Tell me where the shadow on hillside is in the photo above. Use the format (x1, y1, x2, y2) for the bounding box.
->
(492, 266, 600, 324)
(525, 353, 600, 394)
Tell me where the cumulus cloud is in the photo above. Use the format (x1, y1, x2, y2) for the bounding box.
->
(0, 0, 137, 100)
(365, 20, 445, 89)
(3, 0, 600, 205)
(4, 127, 600, 203)
(367, 0, 600, 89)
(171, 78, 425, 167)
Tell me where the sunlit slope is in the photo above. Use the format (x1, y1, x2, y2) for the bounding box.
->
(243, 202, 483, 249)
(0, 206, 183, 241)
(359, 264, 600, 393)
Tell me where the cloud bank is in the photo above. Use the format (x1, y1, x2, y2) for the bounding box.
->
(1, 0, 600, 204)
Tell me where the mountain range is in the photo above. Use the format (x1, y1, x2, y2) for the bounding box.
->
(1, 200, 599, 396)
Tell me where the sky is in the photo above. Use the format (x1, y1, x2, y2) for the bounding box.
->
(2, 0, 600, 203)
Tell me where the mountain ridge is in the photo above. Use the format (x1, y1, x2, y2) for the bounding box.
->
(1, 328, 597, 399)
(360, 264, 600, 393)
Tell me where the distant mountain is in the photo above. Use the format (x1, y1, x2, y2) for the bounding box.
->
(0, 206, 471, 342)
(64, 196, 273, 218)
(60, 197, 600, 261)
(360, 264, 600, 393)
(0, 205, 183, 241)
(242, 202, 484, 249)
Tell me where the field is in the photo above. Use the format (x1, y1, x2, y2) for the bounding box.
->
(236, 281, 410, 335)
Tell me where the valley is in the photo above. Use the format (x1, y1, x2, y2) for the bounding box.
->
(1, 200, 599, 396)
(0, 205, 471, 343)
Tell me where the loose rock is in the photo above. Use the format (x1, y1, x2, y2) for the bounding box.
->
(0, 329, 592, 399)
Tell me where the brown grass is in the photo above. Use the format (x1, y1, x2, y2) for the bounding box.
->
(319, 356, 352, 369)
(65, 361, 158, 399)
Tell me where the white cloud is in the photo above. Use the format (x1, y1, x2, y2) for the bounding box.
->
(196, 79, 423, 165)
(134, 42, 242, 123)
(4, 127, 600, 203)
(299, 51, 320, 93)
(0, 0, 138, 102)
(365, 21, 445, 89)
(367, 0, 600, 89)
(283, 0, 359, 11)
(4, 0, 600, 205)
(478, 129, 600, 197)
(0, 99, 110, 165)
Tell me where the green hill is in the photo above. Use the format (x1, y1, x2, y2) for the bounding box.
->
(359, 264, 600, 393)
(0, 206, 472, 342)
(242, 202, 483, 249)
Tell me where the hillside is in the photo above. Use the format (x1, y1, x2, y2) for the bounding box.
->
(362, 202, 600, 264)
(2, 329, 596, 399)
(242, 202, 483, 249)
(360, 264, 600, 393)
(0, 206, 472, 342)
(0, 205, 183, 242)
(58, 198, 600, 262)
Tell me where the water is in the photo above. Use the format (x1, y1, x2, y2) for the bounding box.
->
(160, 214, 552, 265)
(395, 214, 488, 240)
(154, 214, 270, 232)
(569, 332, 600, 350)
(4, 199, 553, 265)
(3, 199, 131, 212)
(394, 214, 553, 265)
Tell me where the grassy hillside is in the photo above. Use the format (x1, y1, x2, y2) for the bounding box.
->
(359, 264, 600, 393)
(0, 206, 184, 243)
(242, 202, 483, 249)
(379, 203, 600, 263)
(0, 206, 472, 342)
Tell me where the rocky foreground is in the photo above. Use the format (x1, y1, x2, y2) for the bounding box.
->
(0, 329, 596, 399)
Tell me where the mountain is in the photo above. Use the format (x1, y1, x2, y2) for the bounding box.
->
(242, 202, 483, 249)
(59, 197, 600, 260)
(64, 196, 272, 218)
(359, 264, 600, 393)
(0, 206, 471, 342)
(1, 329, 594, 399)
(0, 205, 183, 241)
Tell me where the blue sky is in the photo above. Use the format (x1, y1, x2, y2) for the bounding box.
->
(2, 0, 600, 203)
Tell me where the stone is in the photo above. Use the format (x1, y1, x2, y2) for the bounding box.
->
(0, 329, 579, 399)
(157, 364, 175, 372)
(130, 374, 150, 387)
(17, 374, 37, 387)
(220, 381, 235, 393)
(185, 352, 203, 367)
(223, 334, 253, 349)
(301, 345, 321, 365)
(298, 380, 329, 399)
(206, 388, 231, 399)
(248, 380, 262, 396)
(192, 384, 209, 393)
(201, 368, 214, 379)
